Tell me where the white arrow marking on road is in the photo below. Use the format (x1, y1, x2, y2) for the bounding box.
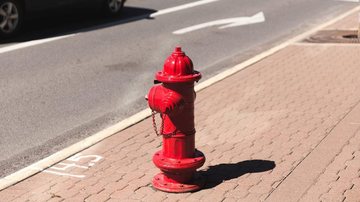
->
(150, 0, 220, 18)
(173, 12, 265, 35)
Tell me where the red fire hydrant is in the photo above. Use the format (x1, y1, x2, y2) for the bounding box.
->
(147, 47, 205, 193)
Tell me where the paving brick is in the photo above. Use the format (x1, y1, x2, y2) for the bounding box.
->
(248, 180, 273, 195)
(225, 187, 250, 199)
(85, 190, 111, 202)
(201, 191, 225, 202)
(10, 195, 31, 202)
(320, 190, 346, 202)
(242, 193, 264, 202)
(26, 192, 54, 202)
(140, 191, 167, 202)
(222, 197, 238, 202)
(49, 180, 79, 194)
(103, 180, 128, 192)
(344, 183, 360, 202)
(78, 184, 105, 196)
(185, 188, 214, 200)
(0, 188, 28, 201)
(46, 197, 64, 202)
(109, 187, 134, 200)
(178, 198, 200, 202)
(163, 193, 190, 201)
(61, 196, 85, 202)
(55, 185, 81, 199)
(213, 182, 237, 192)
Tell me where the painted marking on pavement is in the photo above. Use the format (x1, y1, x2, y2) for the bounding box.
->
(67, 153, 103, 163)
(42, 153, 103, 178)
(43, 170, 86, 178)
(150, 0, 219, 18)
(173, 12, 265, 35)
(0, 34, 75, 54)
(50, 162, 89, 170)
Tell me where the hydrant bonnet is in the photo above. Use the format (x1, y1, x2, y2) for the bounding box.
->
(156, 47, 201, 83)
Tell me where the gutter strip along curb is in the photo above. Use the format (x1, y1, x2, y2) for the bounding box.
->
(1, 5, 359, 191)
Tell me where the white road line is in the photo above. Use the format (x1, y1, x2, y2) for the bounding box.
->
(0, 34, 75, 54)
(173, 12, 265, 35)
(150, 0, 219, 18)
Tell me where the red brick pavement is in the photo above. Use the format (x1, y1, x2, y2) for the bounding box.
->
(1, 9, 360, 202)
(302, 129, 360, 202)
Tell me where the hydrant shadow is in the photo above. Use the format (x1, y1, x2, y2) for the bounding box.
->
(199, 160, 276, 189)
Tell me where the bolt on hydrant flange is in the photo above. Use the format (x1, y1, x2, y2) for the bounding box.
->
(146, 47, 205, 193)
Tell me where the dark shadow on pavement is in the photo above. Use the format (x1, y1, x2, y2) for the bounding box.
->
(200, 160, 276, 189)
(0, 6, 156, 44)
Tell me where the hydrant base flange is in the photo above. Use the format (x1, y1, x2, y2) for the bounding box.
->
(153, 150, 205, 173)
(152, 173, 204, 193)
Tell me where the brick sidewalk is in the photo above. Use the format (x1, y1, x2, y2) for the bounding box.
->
(1, 10, 360, 202)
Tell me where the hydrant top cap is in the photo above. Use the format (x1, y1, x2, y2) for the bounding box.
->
(155, 47, 201, 83)
(174, 46, 182, 53)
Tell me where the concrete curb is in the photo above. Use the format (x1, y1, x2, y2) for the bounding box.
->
(1, 5, 359, 192)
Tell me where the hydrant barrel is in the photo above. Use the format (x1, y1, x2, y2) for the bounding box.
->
(147, 47, 205, 193)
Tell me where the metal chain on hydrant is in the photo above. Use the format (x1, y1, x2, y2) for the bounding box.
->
(151, 110, 178, 137)
(151, 110, 164, 136)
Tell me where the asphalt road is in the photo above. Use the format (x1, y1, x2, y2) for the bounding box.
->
(0, 0, 356, 177)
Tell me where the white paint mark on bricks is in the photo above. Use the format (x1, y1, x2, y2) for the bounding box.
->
(67, 153, 103, 163)
(50, 162, 89, 171)
(150, 0, 219, 18)
(0, 34, 75, 54)
(173, 12, 265, 35)
(42, 153, 103, 178)
(43, 170, 86, 178)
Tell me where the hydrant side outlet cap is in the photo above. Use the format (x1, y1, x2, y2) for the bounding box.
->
(156, 47, 201, 83)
